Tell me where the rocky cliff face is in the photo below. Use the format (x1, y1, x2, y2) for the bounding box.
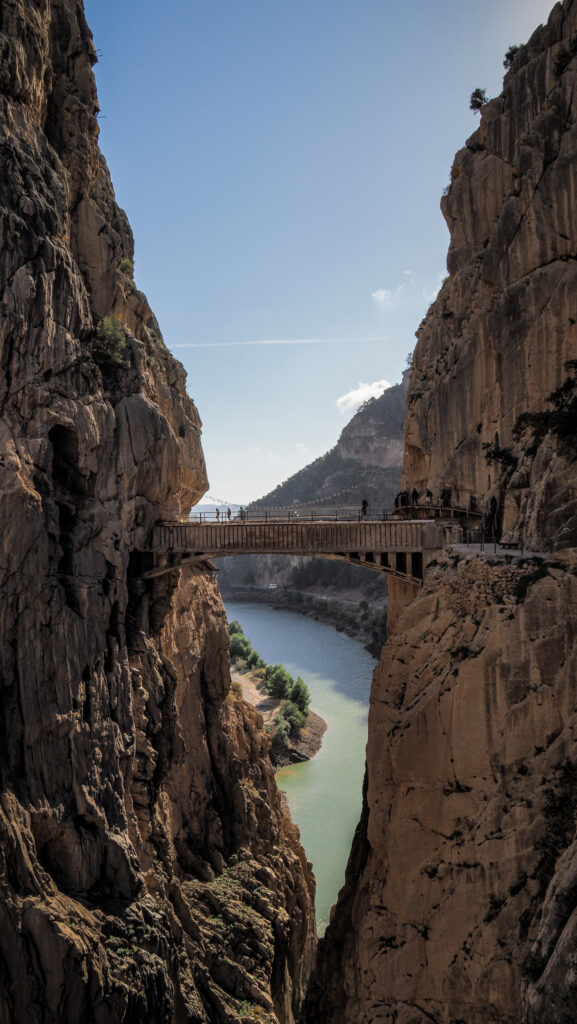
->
(303, 2, 577, 1022)
(304, 552, 577, 1024)
(403, 0, 577, 551)
(0, 2, 315, 1021)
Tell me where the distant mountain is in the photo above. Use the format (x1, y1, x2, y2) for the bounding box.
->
(249, 371, 408, 511)
(217, 372, 408, 602)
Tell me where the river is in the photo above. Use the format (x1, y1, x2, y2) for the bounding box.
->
(225, 601, 376, 935)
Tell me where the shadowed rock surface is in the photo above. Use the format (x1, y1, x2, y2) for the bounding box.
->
(403, 0, 577, 552)
(0, 2, 315, 1021)
(303, 3, 577, 1022)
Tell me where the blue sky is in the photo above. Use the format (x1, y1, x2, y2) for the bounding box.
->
(84, 0, 555, 503)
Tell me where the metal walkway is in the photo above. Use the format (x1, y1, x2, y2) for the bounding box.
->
(139, 515, 463, 586)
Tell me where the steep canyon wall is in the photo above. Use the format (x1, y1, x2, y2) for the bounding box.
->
(0, 2, 315, 1021)
(304, 2, 577, 1022)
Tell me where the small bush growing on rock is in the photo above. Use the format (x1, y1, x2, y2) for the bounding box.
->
(503, 45, 519, 69)
(554, 38, 577, 78)
(119, 257, 134, 278)
(482, 442, 518, 470)
(275, 718, 290, 741)
(93, 316, 128, 369)
(513, 360, 577, 460)
(470, 87, 487, 112)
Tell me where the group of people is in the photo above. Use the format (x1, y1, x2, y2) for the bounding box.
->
(393, 487, 435, 509)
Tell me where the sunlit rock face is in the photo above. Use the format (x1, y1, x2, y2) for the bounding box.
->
(403, 0, 577, 553)
(0, 2, 315, 1021)
(302, 2, 577, 1022)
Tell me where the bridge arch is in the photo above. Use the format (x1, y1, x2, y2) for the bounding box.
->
(138, 516, 461, 587)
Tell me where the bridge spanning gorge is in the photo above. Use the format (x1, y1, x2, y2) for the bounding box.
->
(139, 513, 464, 586)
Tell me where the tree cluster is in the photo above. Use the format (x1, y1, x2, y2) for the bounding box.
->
(228, 621, 311, 737)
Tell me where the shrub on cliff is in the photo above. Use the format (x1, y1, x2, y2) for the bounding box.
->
(513, 360, 577, 459)
(119, 256, 134, 278)
(93, 316, 128, 369)
(470, 87, 487, 112)
(503, 45, 519, 69)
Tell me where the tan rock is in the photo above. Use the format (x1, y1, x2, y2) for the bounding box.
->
(0, 1, 316, 1021)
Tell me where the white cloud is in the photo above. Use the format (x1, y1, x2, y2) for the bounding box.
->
(336, 379, 391, 414)
(371, 288, 393, 308)
(371, 272, 416, 310)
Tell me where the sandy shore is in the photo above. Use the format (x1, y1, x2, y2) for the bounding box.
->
(231, 667, 327, 767)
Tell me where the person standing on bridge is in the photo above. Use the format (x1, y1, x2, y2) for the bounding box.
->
(361, 498, 368, 517)
(411, 488, 419, 506)
(215, 508, 220, 521)
(227, 507, 232, 521)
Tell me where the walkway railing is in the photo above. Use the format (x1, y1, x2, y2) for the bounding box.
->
(183, 504, 476, 524)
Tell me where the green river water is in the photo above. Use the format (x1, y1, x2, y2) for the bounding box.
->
(225, 601, 376, 935)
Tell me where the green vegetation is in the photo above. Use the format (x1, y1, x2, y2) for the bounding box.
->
(513, 360, 577, 460)
(503, 45, 519, 69)
(228, 621, 310, 737)
(93, 316, 128, 369)
(482, 442, 518, 470)
(553, 38, 577, 78)
(470, 87, 487, 112)
(119, 256, 134, 278)
(535, 760, 577, 892)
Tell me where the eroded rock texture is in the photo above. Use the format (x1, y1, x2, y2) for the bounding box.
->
(305, 552, 577, 1024)
(0, 2, 315, 1021)
(303, 2, 577, 1022)
(403, 0, 577, 552)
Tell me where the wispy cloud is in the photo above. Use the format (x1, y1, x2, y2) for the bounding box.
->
(371, 288, 393, 308)
(336, 379, 391, 414)
(371, 271, 416, 311)
(172, 336, 387, 349)
(246, 446, 280, 464)
(422, 273, 445, 304)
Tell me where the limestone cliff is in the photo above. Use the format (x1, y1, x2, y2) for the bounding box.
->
(303, 2, 577, 1022)
(403, 0, 577, 551)
(0, 2, 315, 1021)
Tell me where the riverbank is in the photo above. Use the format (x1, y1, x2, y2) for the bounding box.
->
(232, 667, 327, 768)
(223, 585, 388, 656)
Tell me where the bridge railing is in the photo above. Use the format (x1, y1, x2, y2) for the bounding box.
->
(180, 504, 477, 524)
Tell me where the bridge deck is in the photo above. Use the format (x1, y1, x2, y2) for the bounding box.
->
(140, 518, 462, 585)
(150, 518, 450, 556)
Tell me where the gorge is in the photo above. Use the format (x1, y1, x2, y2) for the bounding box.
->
(1, 3, 577, 1024)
